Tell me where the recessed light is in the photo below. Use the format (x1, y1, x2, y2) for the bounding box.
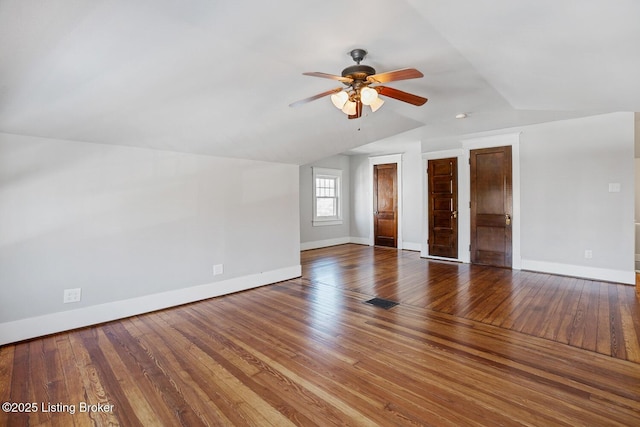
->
(455, 113, 467, 119)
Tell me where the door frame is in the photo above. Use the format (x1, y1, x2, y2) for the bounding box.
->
(421, 133, 521, 269)
(369, 154, 403, 249)
(463, 132, 521, 270)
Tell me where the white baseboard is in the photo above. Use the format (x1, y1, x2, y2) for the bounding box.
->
(422, 255, 462, 263)
(300, 237, 351, 251)
(402, 241, 422, 251)
(350, 236, 370, 246)
(520, 259, 635, 285)
(300, 237, 421, 251)
(300, 236, 374, 250)
(0, 265, 301, 346)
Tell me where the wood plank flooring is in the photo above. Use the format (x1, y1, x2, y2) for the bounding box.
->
(1, 244, 639, 426)
(303, 244, 640, 362)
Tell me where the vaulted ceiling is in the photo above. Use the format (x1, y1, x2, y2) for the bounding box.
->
(1, 1, 639, 164)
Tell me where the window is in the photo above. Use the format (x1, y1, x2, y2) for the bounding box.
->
(313, 167, 342, 226)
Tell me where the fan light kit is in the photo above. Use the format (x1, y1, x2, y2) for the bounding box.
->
(290, 48, 428, 119)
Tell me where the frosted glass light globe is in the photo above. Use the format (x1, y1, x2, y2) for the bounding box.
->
(360, 87, 379, 106)
(330, 91, 348, 109)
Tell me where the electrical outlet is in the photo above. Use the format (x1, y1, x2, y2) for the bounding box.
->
(584, 250, 593, 259)
(213, 264, 224, 276)
(63, 288, 82, 303)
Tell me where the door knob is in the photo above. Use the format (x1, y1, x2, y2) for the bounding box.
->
(505, 214, 511, 225)
(452, 210, 457, 219)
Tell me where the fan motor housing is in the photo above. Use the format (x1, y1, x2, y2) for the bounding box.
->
(341, 64, 376, 81)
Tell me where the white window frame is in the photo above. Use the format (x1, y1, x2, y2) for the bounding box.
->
(312, 167, 343, 226)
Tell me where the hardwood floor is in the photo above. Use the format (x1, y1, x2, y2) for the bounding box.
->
(1, 244, 639, 426)
(303, 245, 640, 362)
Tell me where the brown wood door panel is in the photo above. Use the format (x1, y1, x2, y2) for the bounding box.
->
(374, 163, 397, 248)
(428, 158, 458, 258)
(470, 146, 512, 268)
(476, 214, 509, 227)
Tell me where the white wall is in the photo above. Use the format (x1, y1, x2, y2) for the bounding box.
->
(518, 113, 634, 282)
(630, 158, 639, 271)
(400, 144, 424, 249)
(299, 155, 351, 250)
(349, 154, 371, 242)
(635, 113, 640, 270)
(0, 133, 301, 344)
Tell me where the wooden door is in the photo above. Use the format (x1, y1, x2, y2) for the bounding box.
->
(428, 158, 458, 258)
(373, 163, 397, 248)
(470, 146, 512, 267)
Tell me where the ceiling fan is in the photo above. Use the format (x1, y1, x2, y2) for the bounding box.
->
(289, 48, 428, 119)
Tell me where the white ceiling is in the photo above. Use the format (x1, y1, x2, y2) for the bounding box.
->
(1, 0, 639, 164)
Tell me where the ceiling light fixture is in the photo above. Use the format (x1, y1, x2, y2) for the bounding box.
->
(455, 113, 468, 119)
(331, 87, 384, 116)
(290, 49, 427, 119)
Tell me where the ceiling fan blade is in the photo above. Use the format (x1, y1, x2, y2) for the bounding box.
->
(367, 68, 423, 84)
(302, 72, 353, 83)
(348, 101, 363, 119)
(376, 86, 428, 106)
(289, 87, 343, 108)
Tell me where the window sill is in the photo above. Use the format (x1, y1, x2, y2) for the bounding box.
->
(313, 220, 343, 227)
